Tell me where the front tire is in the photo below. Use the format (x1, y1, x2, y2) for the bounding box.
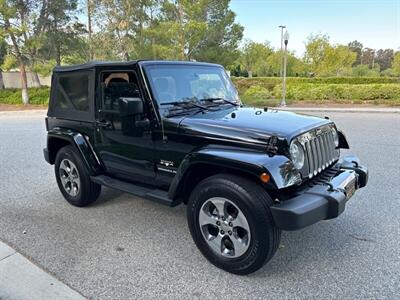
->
(187, 174, 281, 275)
(55, 145, 101, 207)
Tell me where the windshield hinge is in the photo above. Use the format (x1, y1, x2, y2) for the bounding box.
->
(266, 136, 279, 154)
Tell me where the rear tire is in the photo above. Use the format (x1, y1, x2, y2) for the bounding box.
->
(187, 174, 281, 275)
(55, 145, 101, 207)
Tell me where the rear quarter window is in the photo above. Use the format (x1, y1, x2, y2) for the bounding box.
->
(55, 74, 89, 111)
(49, 70, 94, 121)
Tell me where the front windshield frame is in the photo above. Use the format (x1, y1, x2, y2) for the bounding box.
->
(143, 63, 240, 116)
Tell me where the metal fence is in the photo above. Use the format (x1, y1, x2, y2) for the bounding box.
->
(0, 72, 51, 89)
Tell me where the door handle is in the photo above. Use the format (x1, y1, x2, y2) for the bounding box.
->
(96, 120, 111, 128)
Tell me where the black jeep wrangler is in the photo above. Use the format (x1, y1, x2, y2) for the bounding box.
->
(44, 60, 368, 274)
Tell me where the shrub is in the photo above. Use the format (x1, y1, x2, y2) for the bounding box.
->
(272, 84, 400, 102)
(0, 87, 50, 105)
(232, 76, 400, 94)
(243, 85, 272, 100)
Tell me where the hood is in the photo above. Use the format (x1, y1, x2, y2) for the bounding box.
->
(178, 106, 332, 147)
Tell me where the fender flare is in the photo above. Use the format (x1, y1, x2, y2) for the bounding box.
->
(168, 145, 301, 199)
(46, 127, 103, 174)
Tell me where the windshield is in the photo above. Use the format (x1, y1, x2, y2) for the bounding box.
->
(144, 64, 240, 114)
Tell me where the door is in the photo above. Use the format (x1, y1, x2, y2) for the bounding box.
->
(94, 69, 156, 185)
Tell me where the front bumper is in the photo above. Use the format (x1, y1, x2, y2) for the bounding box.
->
(270, 154, 368, 230)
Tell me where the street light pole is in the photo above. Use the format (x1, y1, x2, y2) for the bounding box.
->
(280, 30, 289, 107)
(278, 25, 286, 77)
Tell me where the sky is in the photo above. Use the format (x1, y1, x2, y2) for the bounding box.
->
(229, 0, 400, 56)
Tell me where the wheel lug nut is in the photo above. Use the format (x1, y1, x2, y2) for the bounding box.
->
(228, 231, 232, 235)
(221, 216, 225, 221)
(220, 230, 225, 234)
(216, 221, 220, 226)
(229, 222, 233, 227)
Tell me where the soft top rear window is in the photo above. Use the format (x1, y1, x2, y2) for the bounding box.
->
(49, 70, 94, 121)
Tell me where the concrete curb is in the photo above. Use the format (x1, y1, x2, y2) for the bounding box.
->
(0, 109, 47, 116)
(0, 241, 86, 300)
(275, 107, 400, 113)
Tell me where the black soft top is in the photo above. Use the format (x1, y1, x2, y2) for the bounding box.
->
(53, 60, 222, 73)
(53, 60, 139, 73)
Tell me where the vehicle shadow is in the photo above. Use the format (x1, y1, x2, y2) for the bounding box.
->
(79, 188, 375, 278)
(91, 187, 125, 206)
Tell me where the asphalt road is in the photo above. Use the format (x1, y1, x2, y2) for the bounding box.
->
(0, 110, 399, 299)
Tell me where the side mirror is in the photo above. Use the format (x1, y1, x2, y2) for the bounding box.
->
(135, 118, 150, 130)
(118, 97, 148, 136)
(119, 97, 144, 116)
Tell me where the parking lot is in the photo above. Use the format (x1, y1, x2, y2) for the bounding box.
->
(0, 110, 399, 299)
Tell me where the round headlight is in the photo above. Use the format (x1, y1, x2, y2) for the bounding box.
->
(290, 141, 305, 169)
(332, 127, 339, 147)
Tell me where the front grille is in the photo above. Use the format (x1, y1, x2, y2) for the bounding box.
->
(298, 126, 339, 179)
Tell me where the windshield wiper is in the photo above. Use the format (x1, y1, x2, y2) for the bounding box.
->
(160, 100, 211, 117)
(199, 97, 240, 107)
(161, 100, 209, 111)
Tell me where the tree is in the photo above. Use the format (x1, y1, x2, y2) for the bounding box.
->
(361, 48, 375, 67)
(148, 0, 243, 66)
(392, 52, 400, 74)
(375, 49, 394, 71)
(0, 0, 30, 103)
(87, 0, 93, 60)
(321, 45, 356, 76)
(36, 0, 86, 66)
(0, 37, 7, 64)
(304, 34, 331, 72)
(187, 0, 243, 67)
(351, 64, 380, 77)
(266, 51, 308, 77)
(348, 40, 363, 66)
(92, 0, 158, 60)
(304, 34, 356, 76)
(238, 40, 272, 77)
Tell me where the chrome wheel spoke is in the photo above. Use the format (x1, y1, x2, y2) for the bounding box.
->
(230, 231, 249, 257)
(71, 167, 79, 179)
(230, 210, 250, 233)
(60, 174, 69, 186)
(199, 207, 217, 226)
(209, 198, 226, 218)
(206, 233, 223, 254)
(70, 183, 78, 196)
(60, 160, 70, 173)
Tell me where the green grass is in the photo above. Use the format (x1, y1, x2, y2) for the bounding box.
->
(0, 87, 50, 105)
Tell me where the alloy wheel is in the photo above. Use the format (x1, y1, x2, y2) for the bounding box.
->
(59, 159, 80, 197)
(199, 197, 251, 258)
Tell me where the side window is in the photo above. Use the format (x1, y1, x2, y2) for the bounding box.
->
(57, 74, 89, 111)
(101, 72, 141, 112)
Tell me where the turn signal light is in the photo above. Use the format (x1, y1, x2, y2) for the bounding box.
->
(260, 172, 270, 183)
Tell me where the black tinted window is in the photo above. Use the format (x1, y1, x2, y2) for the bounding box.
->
(101, 72, 141, 112)
(54, 84, 70, 109)
(55, 74, 89, 111)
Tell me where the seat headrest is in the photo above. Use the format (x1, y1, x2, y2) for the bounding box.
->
(154, 77, 169, 93)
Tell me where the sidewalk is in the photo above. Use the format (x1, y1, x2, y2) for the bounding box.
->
(0, 241, 85, 300)
(276, 106, 400, 113)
